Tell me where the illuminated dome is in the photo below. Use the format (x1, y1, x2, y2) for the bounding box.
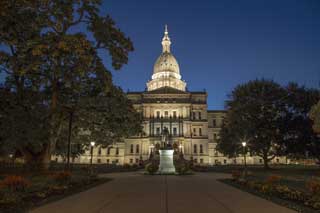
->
(153, 52, 180, 76)
(147, 25, 186, 91)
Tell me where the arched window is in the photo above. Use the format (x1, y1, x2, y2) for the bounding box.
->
(107, 147, 111, 155)
(98, 147, 101, 155)
(193, 144, 197, 153)
(136, 144, 139, 153)
(200, 144, 203, 154)
(130, 144, 134, 154)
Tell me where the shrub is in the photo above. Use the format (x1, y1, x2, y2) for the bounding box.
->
(52, 171, 72, 184)
(266, 175, 282, 185)
(175, 161, 191, 175)
(306, 178, 320, 196)
(145, 162, 158, 175)
(231, 170, 241, 181)
(275, 185, 306, 202)
(0, 175, 30, 192)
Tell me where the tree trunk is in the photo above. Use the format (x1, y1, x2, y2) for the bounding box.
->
(21, 144, 51, 171)
(263, 153, 270, 169)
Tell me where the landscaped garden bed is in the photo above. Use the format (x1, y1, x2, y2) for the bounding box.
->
(219, 170, 320, 213)
(0, 171, 112, 213)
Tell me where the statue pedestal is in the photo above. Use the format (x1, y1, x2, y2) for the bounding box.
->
(158, 149, 176, 174)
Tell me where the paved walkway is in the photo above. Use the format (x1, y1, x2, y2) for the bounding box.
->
(31, 172, 296, 213)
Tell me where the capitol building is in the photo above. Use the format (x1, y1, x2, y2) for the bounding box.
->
(55, 26, 286, 166)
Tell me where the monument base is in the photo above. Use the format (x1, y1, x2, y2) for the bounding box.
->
(158, 149, 176, 174)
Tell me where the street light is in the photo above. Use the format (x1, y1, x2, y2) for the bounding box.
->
(179, 144, 183, 159)
(149, 144, 154, 159)
(90, 141, 95, 170)
(9, 154, 14, 167)
(242, 141, 247, 177)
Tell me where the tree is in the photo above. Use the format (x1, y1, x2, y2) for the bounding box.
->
(282, 83, 320, 161)
(53, 85, 143, 159)
(0, 0, 138, 168)
(0, 86, 51, 165)
(217, 79, 287, 169)
(310, 101, 320, 134)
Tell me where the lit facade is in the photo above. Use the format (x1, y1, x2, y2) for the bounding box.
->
(53, 26, 287, 166)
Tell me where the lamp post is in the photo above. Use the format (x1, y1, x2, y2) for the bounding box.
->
(9, 154, 14, 168)
(190, 131, 193, 165)
(149, 144, 154, 160)
(179, 144, 183, 159)
(90, 141, 95, 172)
(242, 141, 247, 177)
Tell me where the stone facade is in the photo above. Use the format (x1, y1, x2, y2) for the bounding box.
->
(53, 26, 287, 166)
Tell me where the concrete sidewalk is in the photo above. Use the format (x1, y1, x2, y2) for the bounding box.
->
(31, 172, 296, 213)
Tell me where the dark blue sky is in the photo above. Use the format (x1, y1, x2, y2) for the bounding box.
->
(1, 0, 319, 110)
(102, 0, 320, 109)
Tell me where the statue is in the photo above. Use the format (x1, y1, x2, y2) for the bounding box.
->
(158, 127, 176, 174)
(161, 127, 171, 148)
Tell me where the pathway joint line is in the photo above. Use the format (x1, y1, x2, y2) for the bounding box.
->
(207, 193, 234, 213)
(165, 175, 169, 213)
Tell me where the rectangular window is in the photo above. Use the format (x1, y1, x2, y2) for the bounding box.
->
(193, 128, 197, 136)
(193, 144, 197, 153)
(200, 144, 203, 153)
(156, 111, 160, 118)
(98, 148, 101, 155)
(97, 159, 101, 164)
(173, 111, 177, 118)
(224, 159, 227, 164)
(130, 144, 134, 153)
(213, 133, 217, 140)
(213, 119, 216, 127)
(115, 159, 119, 163)
(136, 144, 139, 153)
(130, 159, 133, 163)
(200, 159, 204, 164)
(107, 159, 110, 164)
(192, 112, 196, 120)
(156, 127, 160, 135)
(165, 111, 168, 118)
(116, 148, 119, 155)
(198, 112, 201, 120)
(173, 127, 177, 136)
(199, 128, 202, 136)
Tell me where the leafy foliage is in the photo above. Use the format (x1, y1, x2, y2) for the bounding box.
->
(217, 79, 320, 166)
(217, 79, 288, 168)
(0, 0, 140, 167)
(310, 101, 320, 134)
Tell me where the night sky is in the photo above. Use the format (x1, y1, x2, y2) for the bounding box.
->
(1, 0, 320, 110)
(103, 0, 320, 110)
